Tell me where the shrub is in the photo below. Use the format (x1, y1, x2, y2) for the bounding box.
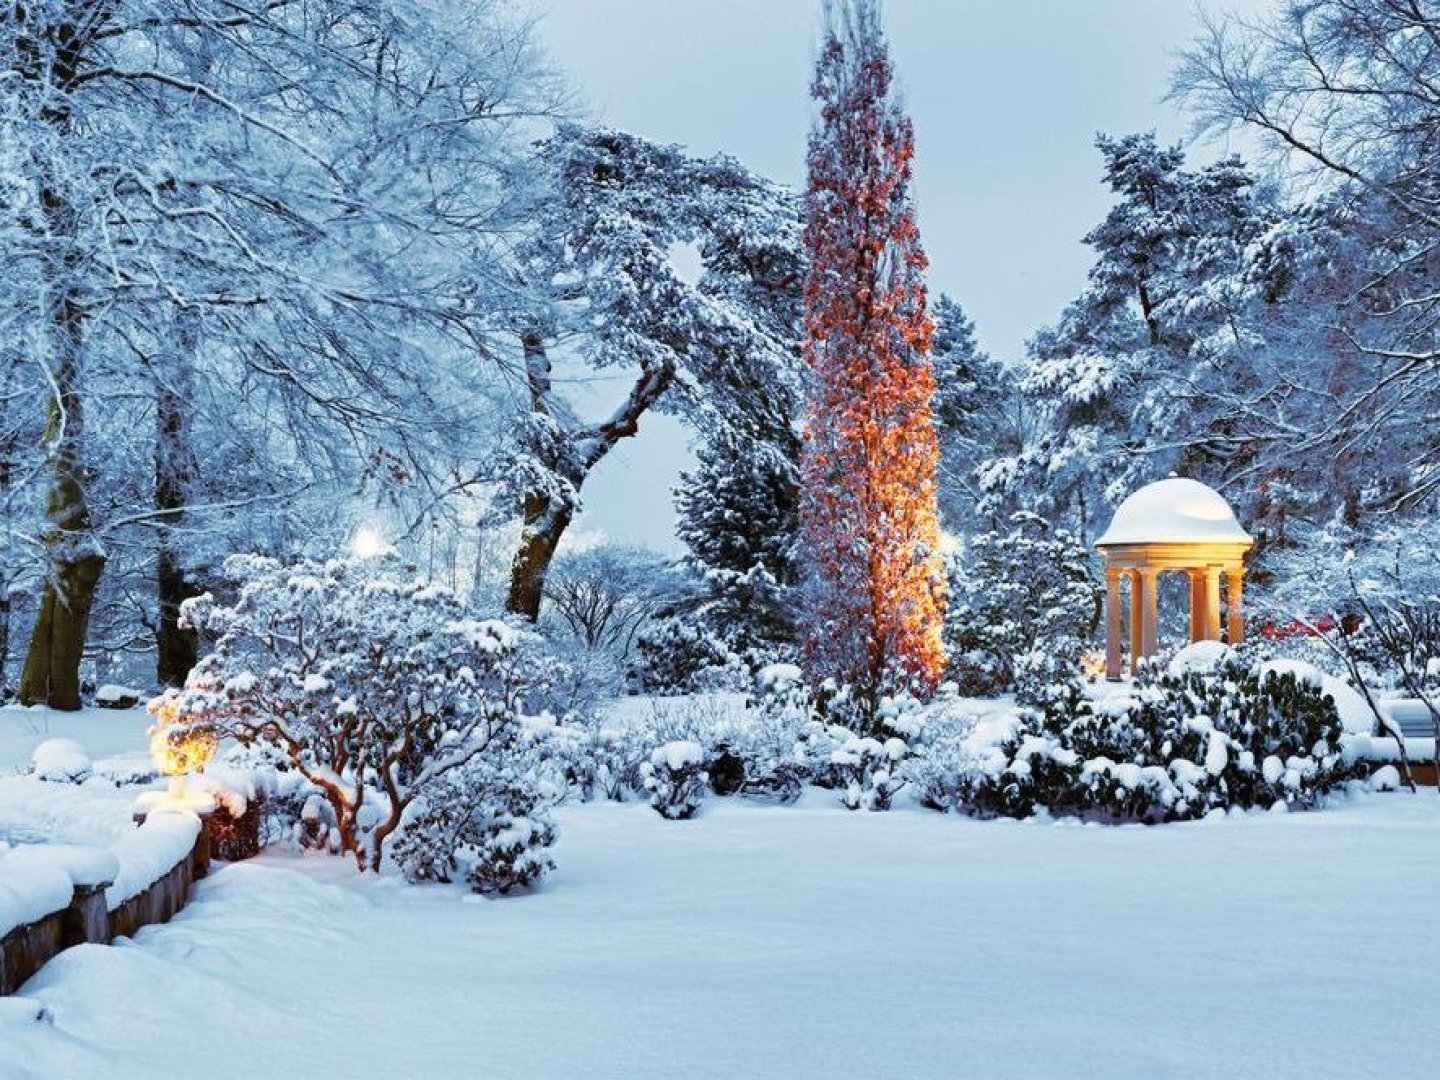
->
(392, 740, 557, 895)
(627, 615, 747, 695)
(640, 740, 710, 819)
(947, 655, 1352, 822)
(172, 555, 545, 872)
(829, 733, 908, 811)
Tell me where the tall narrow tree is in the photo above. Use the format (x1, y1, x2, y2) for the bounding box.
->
(799, 0, 946, 725)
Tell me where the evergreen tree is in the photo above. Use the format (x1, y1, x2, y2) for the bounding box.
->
(983, 134, 1275, 538)
(928, 294, 1017, 532)
(674, 428, 800, 654)
(798, 0, 947, 725)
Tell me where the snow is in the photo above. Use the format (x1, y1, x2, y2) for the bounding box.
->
(0, 844, 122, 937)
(94, 686, 142, 708)
(30, 739, 93, 784)
(1168, 639, 1233, 675)
(0, 794, 1435, 1078)
(652, 740, 705, 771)
(0, 706, 152, 773)
(1095, 477, 1252, 546)
(105, 812, 202, 912)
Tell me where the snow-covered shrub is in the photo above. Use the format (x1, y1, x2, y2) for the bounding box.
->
(545, 722, 651, 802)
(828, 733, 908, 811)
(392, 737, 557, 895)
(943, 513, 1100, 702)
(640, 740, 710, 819)
(790, 691, 918, 809)
(904, 699, 989, 812)
(172, 555, 539, 871)
(30, 738, 92, 783)
(628, 614, 747, 695)
(951, 655, 1353, 822)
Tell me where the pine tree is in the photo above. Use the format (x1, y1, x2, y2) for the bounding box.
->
(798, 0, 946, 725)
(674, 428, 800, 654)
(929, 294, 1017, 532)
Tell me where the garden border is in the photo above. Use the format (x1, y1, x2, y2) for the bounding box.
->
(0, 811, 212, 996)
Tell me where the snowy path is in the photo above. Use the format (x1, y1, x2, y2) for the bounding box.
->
(3, 793, 1438, 1079)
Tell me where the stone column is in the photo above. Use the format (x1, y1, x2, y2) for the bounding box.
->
(1128, 569, 1146, 676)
(1105, 567, 1124, 680)
(1226, 566, 1245, 645)
(1188, 570, 1206, 643)
(1138, 568, 1159, 663)
(1204, 566, 1223, 641)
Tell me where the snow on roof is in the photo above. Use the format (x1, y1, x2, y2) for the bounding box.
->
(1096, 477, 1252, 547)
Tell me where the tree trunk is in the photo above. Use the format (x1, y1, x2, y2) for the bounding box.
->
(16, 5, 108, 710)
(155, 356, 199, 686)
(19, 223, 106, 710)
(506, 495, 574, 621)
(502, 330, 673, 622)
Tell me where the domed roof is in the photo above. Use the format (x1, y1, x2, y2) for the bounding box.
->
(1095, 477, 1252, 547)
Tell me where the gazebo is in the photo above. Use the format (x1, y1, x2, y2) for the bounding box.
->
(1096, 477, 1254, 680)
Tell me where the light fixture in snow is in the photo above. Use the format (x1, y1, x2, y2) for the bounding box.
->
(350, 526, 387, 560)
(147, 693, 218, 798)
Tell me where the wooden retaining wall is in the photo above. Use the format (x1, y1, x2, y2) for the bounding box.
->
(0, 816, 212, 997)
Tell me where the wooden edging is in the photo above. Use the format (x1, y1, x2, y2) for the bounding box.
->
(0, 812, 212, 996)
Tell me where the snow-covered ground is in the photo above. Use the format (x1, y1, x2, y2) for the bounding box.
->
(0, 708, 153, 849)
(1, 777, 1437, 1078)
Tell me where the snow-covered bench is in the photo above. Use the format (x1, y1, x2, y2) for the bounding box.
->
(1380, 699, 1436, 739)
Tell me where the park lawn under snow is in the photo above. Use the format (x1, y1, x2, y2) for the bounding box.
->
(1, 776, 1437, 1079)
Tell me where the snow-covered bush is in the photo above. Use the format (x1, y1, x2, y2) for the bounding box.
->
(640, 740, 710, 819)
(391, 737, 557, 895)
(172, 555, 544, 871)
(904, 700, 988, 813)
(534, 721, 646, 803)
(943, 513, 1100, 702)
(828, 733, 908, 811)
(627, 614, 747, 695)
(948, 655, 1352, 822)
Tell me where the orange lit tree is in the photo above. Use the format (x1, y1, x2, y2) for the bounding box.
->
(799, 0, 946, 728)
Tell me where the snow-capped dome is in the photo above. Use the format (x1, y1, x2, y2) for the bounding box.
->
(1095, 478, 1252, 547)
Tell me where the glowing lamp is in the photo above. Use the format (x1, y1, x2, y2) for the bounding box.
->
(147, 695, 218, 797)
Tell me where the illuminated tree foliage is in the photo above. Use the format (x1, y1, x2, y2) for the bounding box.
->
(798, 0, 946, 725)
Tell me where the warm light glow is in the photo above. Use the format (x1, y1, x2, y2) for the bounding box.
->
(350, 525, 387, 559)
(147, 696, 217, 780)
(1080, 649, 1109, 679)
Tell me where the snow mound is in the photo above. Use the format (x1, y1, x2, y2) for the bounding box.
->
(1096, 477, 1251, 546)
(31, 739, 93, 784)
(1168, 640, 1234, 675)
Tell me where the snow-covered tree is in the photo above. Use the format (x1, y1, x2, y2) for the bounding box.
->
(798, 0, 947, 726)
(1, 1, 562, 703)
(928, 294, 1019, 532)
(673, 426, 801, 658)
(982, 134, 1277, 538)
(170, 556, 543, 872)
(943, 513, 1100, 702)
(497, 126, 804, 621)
(1174, 0, 1440, 529)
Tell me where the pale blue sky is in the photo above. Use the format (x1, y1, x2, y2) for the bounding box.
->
(539, 0, 1270, 553)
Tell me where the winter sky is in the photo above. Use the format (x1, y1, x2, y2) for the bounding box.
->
(540, 0, 1272, 554)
